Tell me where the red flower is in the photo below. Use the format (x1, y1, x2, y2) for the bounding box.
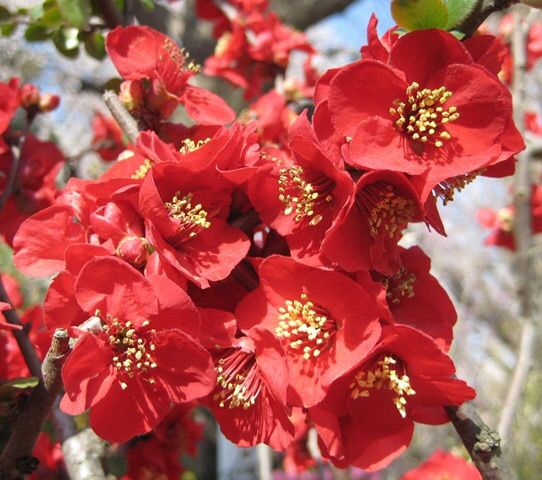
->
(0, 301, 18, 331)
(91, 112, 126, 162)
(236, 256, 382, 408)
(478, 185, 542, 250)
(372, 246, 456, 351)
(203, 308, 295, 449)
(106, 26, 235, 126)
(322, 171, 426, 275)
(323, 29, 522, 193)
(401, 450, 481, 480)
(310, 325, 475, 471)
(60, 257, 215, 442)
(139, 162, 250, 288)
(248, 112, 353, 266)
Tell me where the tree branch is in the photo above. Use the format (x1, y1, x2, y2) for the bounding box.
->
(498, 6, 538, 446)
(270, 0, 356, 30)
(103, 91, 139, 144)
(0, 329, 70, 480)
(458, 0, 519, 37)
(446, 403, 516, 480)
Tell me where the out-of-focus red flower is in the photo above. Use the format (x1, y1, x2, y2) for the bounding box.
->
(401, 450, 481, 480)
(30, 433, 65, 480)
(106, 26, 235, 127)
(478, 185, 542, 250)
(236, 255, 382, 408)
(283, 409, 316, 474)
(60, 257, 215, 442)
(311, 325, 475, 472)
(91, 112, 126, 162)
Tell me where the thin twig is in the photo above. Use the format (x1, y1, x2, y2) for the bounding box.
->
(498, 7, 538, 446)
(103, 91, 139, 144)
(446, 404, 516, 480)
(0, 329, 70, 480)
(458, 0, 519, 37)
(0, 143, 22, 213)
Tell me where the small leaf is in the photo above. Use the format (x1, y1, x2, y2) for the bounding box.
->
(28, 3, 45, 21)
(444, 0, 479, 30)
(53, 26, 80, 57)
(139, 0, 155, 11)
(449, 29, 466, 39)
(83, 31, 106, 59)
(56, 0, 90, 29)
(391, 0, 449, 31)
(25, 24, 52, 41)
(0, 22, 17, 36)
(0, 377, 39, 397)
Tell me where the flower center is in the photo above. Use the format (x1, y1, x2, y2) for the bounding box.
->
(350, 355, 416, 418)
(389, 82, 459, 148)
(384, 268, 416, 305)
(275, 293, 337, 360)
(213, 348, 263, 410)
(102, 316, 157, 390)
(164, 192, 211, 243)
(131, 159, 152, 179)
(497, 207, 515, 232)
(278, 165, 334, 227)
(179, 137, 211, 154)
(358, 183, 416, 239)
(434, 171, 480, 205)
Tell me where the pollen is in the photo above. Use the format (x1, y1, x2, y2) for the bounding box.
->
(390, 82, 459, 148)
(276, 293, 336, 360)
(360, 183, 416, 239)
(179, 137, 211, 155)
(102, 315, 157, 389)
(384, 268, 416, 305)
(213, 349, 263, 410)
(278, 165, 334, 227)
(433, 171, 480, 205)
(350, 355, 416, 418)
(165, 192, 211, 240)
(131, 159, 153, 179)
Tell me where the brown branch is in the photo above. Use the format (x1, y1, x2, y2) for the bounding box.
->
(458, 0, 519, 37)
(103, 91, 139, 144)
(446, 403, 516, 480)
(498, 7, 537, 445)
(94, 0, 124, 29)
(0, 142, 22, 213)
(0, 329, 70, 480)
(269, 0, 356, 30)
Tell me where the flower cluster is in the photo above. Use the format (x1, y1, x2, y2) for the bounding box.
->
(198, 0, 314, 97)
(0, 4, 525, 477)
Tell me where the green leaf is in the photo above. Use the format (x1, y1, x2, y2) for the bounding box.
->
(25, 23, 52, 41)
(83, 31, 106, 59)
(56, 0, 90, 29)
(0, 377, 39, 399)
(28, 3, 45, 21)
(391, 0, 449, 31)
(444, 0, 479, 30)
(138, 0, 155, 11)
(53, 26, 80, 57)
(0, 23, 17, 36)
(41, 2, 64, 28)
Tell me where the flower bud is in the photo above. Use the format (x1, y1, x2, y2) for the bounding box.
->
(39, 93, 60, 112)
(119, 80, 144, 111)
(116, 235, 150, 268)
(19, 84, 40, 108)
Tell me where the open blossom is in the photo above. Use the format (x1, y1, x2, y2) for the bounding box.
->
(311, 325, 475, 471)
(60, 257, 215, 442)
(318, 29, 523, 199)
(106, 26, 235, 127)
(236, 256, 382, 407)
(401, 450, 481, 480)
(202, 308, 295, 449)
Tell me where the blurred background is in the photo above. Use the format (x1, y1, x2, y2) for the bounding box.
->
(1, 0, 541, 478)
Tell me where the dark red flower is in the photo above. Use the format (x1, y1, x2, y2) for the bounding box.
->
(310, 325, 475, 471)
(60, 257, 215, 442)
(236, 256, 382, 408)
